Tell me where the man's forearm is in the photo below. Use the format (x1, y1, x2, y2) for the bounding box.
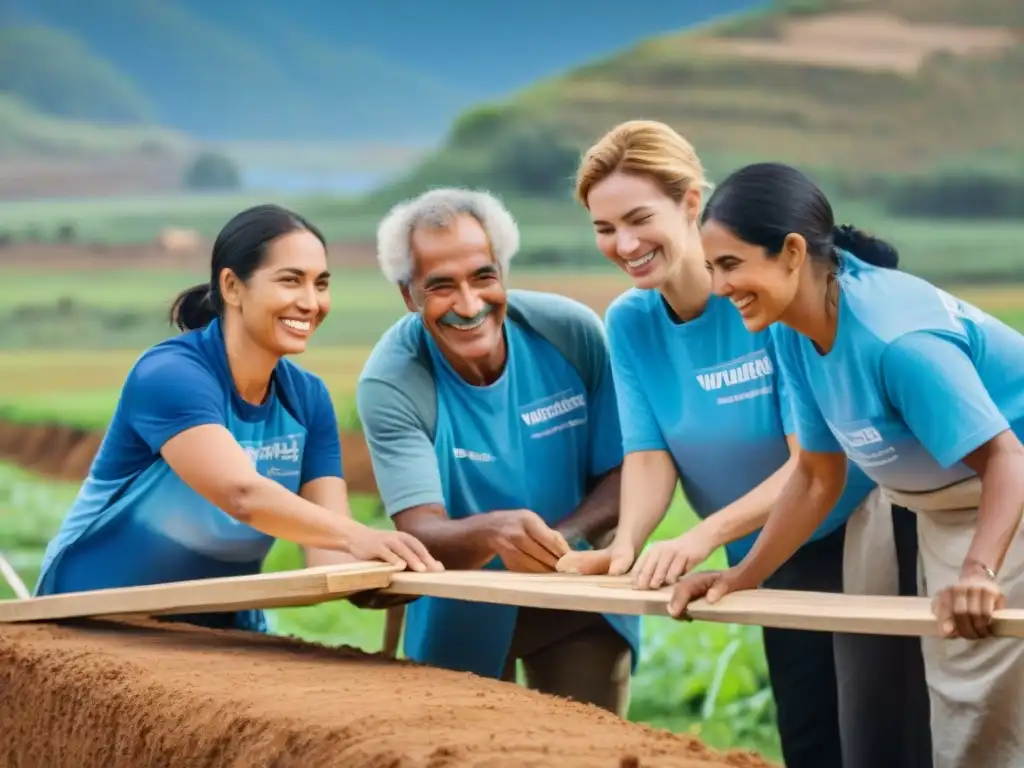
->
(395, 507, 500, 570)
(555, 467, 622, 547)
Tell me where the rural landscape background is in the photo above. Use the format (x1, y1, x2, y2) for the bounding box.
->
(1, 0, 1022, 761)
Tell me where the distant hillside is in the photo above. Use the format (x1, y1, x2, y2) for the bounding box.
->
(382, 0, 1024, 198)
(0, 0, 762, 143)
(0, 94, 184, 158)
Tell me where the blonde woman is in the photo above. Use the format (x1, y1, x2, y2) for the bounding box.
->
(558, 121, 931, 768)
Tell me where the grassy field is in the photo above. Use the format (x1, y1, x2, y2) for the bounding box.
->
(0, 192, 594, 245)
(1, 267, 1023, 430)
(0, 345, 373, 430)
(2, 188, 1023, 286)
(2, 215, 1024, 356)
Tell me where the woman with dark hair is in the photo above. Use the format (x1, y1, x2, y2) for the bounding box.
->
(36, 204, 441, 631)
(670, 161, 1024, 768)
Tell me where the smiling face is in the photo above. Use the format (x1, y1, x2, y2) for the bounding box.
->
(585, 169, 701, 290)
(220, 229, 331, 356)
(700, 218, 805, 333)
(402, 212, 507, 376)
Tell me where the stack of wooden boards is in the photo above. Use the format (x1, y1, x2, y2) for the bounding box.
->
(1, 562, 1023, 637)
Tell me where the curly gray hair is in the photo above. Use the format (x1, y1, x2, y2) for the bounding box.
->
(374, 187, 520, 285)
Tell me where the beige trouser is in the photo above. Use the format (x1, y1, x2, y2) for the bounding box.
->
(500, 606, 633, 717)
(885, 477, 1024, 768)
(841, 485, 903, 597)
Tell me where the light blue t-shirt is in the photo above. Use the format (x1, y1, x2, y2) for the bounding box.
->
(606, 289, 876, 565)
(356, 289, 641, 679)
(35, 318, 343, 630)
(772, 252, 1024, 492)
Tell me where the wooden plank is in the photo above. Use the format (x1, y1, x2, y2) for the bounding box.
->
(364, 570, 1024, 638)
(0, 562, 398, 624)
(682, 588, 1024, 638)
(0, 551, 30, 600)
(355, 570, 671, 616)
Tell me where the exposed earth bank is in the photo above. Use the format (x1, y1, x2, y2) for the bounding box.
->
(0, 618, 777, 768)
(0, 418, 380, 494)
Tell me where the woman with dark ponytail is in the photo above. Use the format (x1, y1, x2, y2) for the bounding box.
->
(671, 161, 1024, 768)
(36, 204, 442, 631)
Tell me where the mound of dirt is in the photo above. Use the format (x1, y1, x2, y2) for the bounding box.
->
(0, 419, 380, 494)
(0, 618, 774, 768)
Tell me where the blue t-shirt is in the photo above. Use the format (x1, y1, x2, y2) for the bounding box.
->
(772, 252, 1024, 492)
(606, 289, 876, 565)
(35, 318, 343, 629)
(356, 289, 641, 678)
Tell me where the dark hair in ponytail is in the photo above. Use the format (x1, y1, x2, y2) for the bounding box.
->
(169, 203, 325, 332)
(700, 162, 899, 270)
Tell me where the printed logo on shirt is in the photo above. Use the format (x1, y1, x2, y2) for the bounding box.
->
(239, 433, 304, 482)
(694, 350, 775, 405)
(827, 419, 899, 469)
(453, 447, 496, 462)
(518, 389, 588, 439)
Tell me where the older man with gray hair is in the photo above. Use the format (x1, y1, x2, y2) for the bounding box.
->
(356, 187, 641, 714)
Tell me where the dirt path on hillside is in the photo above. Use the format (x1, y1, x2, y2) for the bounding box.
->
(0, 419, 380, 494)
(705, 11, 1018, 74)
(0, 618, 774, 768)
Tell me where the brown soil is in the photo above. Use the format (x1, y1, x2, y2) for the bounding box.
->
(706, 11, 1018, 74)
(0, 618, 775, 768)
(0, 419, 380, 495)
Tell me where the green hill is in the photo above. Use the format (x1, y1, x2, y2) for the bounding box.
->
(0, 94, 185, 158)
(0, 25, 154, 125)
(383, 0, 1024, 197)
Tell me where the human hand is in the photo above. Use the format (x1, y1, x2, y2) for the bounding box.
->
(631, 528, 716, 590)
(346, 526, 445, 573)
(555, 538, 636, 576)
(488, 509, 572, 572)
(667, 568, 739, 619)
(932, 570, 1005, 639)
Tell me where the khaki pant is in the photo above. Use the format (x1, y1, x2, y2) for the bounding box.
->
(885, 478, 1024, 768)
(500, 606, 633, 717)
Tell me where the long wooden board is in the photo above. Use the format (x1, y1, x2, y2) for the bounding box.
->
(366, 570, 1024, 638)
(5, 564, 1024, 639)
(0, 562, 398, 624)
(367, 570, 669, 615)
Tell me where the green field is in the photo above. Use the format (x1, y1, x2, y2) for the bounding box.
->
(0, 266, 1022, 430)
(2, 188, 1023, 286)
(3, 208, 1024, 358)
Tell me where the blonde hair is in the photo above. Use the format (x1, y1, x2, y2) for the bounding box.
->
(574, 119, 711, 208)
